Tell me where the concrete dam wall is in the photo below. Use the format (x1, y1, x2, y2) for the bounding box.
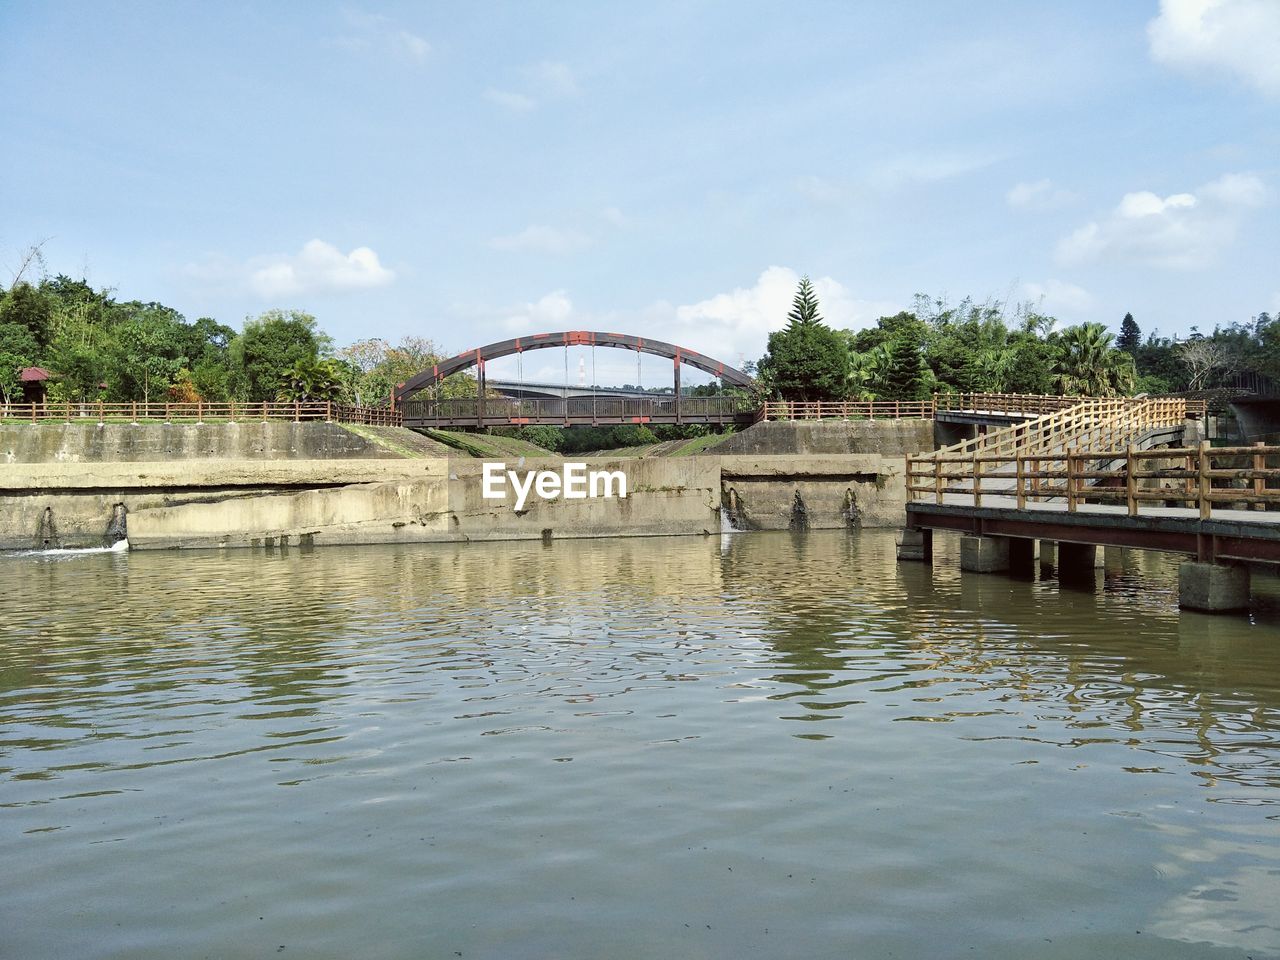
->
(0, 454, 910, 550)
(0, 420, 929, 549)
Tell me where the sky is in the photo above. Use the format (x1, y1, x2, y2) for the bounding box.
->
(2, 0, 1278, 386)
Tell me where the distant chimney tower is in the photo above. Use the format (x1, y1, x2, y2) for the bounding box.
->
(578, 356, 586, 387)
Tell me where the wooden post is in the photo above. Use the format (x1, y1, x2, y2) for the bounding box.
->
(1253, 441, 1265, 511)
(934, 459, 943, 504)
(1198, 439, 1212, 520)
(1126, 444, 1137, 516)
(1067, 447, 1078, 512)
(973, 453, 982, 508)
(1016, 454, 1026, 510)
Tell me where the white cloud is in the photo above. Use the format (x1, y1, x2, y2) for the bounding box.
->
(396, 30, 431, 61)
(600, 206, 628, 227)
(334, 11, 430, 63)
(794, 175, 846, 204)
(486, 60, 578, 110)
(527, 60, 578, 97)
(1006, 179, 1075, 211)
(1056, 173, 1268, 269)
(667, 267, 898, 362)
(870, 150, 1002, 190)
(484, 89, 537, 112)
(1020, 279, 1094, 314)
(490, 225, 592, 255)
(185, 240, 395, 299)
(502, 290, 574, 330)
(1149, 0, 1280, 96)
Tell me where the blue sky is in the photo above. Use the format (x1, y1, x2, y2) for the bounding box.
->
(3, 0, 1278, 384)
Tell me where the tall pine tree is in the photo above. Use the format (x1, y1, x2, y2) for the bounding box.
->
(758, 277, 848, 400)
(786, 276, 823, 327)
(1117, 312, 1141, 355)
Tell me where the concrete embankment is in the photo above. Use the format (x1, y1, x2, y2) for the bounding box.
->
(0, 420, 934, 550)
(0, 421, 452, 462)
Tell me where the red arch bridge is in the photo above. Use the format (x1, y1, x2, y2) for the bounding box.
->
(392, 331, 762, 428)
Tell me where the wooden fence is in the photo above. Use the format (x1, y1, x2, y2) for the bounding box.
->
(763, 394, 1205, 423)
(762, 399, 934, 420)
(0, 401, 403, 427)
(909, 440, 1280, 519)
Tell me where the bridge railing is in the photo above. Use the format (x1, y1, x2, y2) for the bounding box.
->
(909, 441, 1280, 519)
(402, 394, 758, 424)
(908, 398, 1196, 507)
(932, 393, 1089, 416)
(0, 401, 403, 426)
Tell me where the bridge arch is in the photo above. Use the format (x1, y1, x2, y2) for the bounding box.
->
(392, 331, 757, 403)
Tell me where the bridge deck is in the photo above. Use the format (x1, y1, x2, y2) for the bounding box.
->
(908, 495, 1280, 564)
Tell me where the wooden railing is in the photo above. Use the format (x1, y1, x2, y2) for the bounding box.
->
(0, 401, 403, 426)
(932, 393, 1088, 416)
(909, 441, 1280, 519)
(920, 398, 1192, 462)
(764, 394, 1204, 423)
(762, 399, 934, 420)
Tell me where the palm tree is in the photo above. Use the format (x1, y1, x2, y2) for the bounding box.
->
(1050, 323, 1135, 396)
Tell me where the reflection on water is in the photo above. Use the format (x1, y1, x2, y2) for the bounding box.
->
(2, 531, 1280, 959)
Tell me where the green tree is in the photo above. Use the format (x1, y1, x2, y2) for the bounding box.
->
(1117, 312, 1141, 355)
(0, 322, 39, 403)
(878, 322, 931, 400)
(277, 357, 345, 402)
(1051, 323, 1135, 396)
(787, 276, 823, 326)
(230, 310, 329, 402)
(757, 278, 850, 401)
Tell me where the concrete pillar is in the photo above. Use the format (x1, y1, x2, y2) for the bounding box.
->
(960, 535, 1010, 573)
(1179, 561, 1251, 613)
(1057, 541, 1097, 588)
(1039, 540, 1056, 575)
(896, 528, 932, 562)
(1008, 537, 1037, 579)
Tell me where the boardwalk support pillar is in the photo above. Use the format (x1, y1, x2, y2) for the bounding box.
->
(1008, 537, 1037, 578)
(1057, 542, 1097, 587)
(1179, 561, 1250, 613)
(1039, 540, 1056, 575)
(960, 535, 1009, 573)
(896, 528, 932, 562)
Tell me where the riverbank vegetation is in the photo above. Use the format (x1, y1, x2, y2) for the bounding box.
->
(758, 277, 1280, 402)
(4, 261, 1275, 411)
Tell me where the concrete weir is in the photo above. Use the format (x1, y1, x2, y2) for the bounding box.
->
(0, 452, 915, 551)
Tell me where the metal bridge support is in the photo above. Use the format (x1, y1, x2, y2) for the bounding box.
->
(960, 535, 1010, 573)
(673, 356, 681, 425)
(1179, 561, 1251, 613)
(896, 528, 932, 562)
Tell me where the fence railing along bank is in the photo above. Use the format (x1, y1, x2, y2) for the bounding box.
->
(761, 394, 1206, 422)
(0, 401, 403, 427)
(904, 396, 1278, 519)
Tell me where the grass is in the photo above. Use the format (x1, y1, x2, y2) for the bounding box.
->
(422, 429, 557, 459)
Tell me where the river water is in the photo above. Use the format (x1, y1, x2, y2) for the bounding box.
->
(3, 530, 1280, 960)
